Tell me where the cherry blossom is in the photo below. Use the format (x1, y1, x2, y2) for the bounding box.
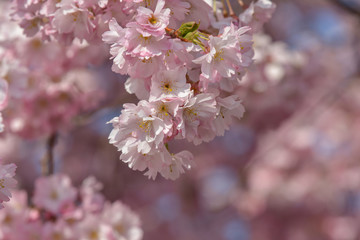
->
(0, 164, 17, 209)
(33, 174, 77, 215)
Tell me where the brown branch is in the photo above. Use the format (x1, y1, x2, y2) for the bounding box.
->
(41, 133, 57, 176)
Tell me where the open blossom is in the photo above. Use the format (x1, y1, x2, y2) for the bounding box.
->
(0, 164, 17, 209)
(163, 0, 191, 27)
(149, 66, 191, 100)
(134, 0, 171, 37)
(0, 190, 28, 237)
(213, 95, 245, 136)
(102, 201, 143, 240)
(178, 93, 217, 145)
(52, 5, 96, 41)
(108, 101, 168, 179)
(239, 0, 276, 33)
(76, 214, 113, 240)
(190, 23, 254, 89)
(193, 25, 253, 83)
(32, 174, 77, 215)
(160, 150, 194, 180)
(109, 101, 167, 155)
(124, 26, 170, 59)
(42, 220, 74, 240)
(102, 18, 170, 77)
(80, 176, 105, 213)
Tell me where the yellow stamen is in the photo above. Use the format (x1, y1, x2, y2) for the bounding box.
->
(214, 50, 224, 61)
(138, 120, 151, 132)
(0, 179, 5, 189)
(148, 14, 157, 24)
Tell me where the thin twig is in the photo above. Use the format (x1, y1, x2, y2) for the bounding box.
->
(41, 133, 57, 176)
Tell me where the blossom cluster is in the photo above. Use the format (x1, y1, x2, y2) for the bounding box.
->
(1, 1, 106, 138)
(8, 0, 277, 179)
(11, 0, 215, 44)
(11, 0, 108, 43)
(242, 33, 305, 91)
(0, 174, 142, 240)
(0, 164, 17, 209)
(104, 0, 275, 179)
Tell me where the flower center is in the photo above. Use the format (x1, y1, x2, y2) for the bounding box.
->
(184, 107, 197, 121)
(89, 230, 99, 240)
(71, 12, 79, 22)
(115, 224, 124, 234)
(0, 179, 5, 189)
(31, 39, 42, 49)
(52, 232, 64, 240)
(161, 81, 173, 93)
(50, 190, 58, 200)
(214, 50, 224, 61)
(138, 120, 152, 132)
(148, 14, 157, 25)
(157, 103, 169, 118)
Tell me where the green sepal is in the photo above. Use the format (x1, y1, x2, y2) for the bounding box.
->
(177, 22, 200, 38)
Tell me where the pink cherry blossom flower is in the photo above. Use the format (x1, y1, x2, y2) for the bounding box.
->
(239, 0, 276, 33)
(160, 150, 194, 180)
(152, 98, 184, 137)
(109, 101, 167, 155)
(213, 95, 245, 136)
(149, 67, 191, 101)
(102, 18, 126, 46)
(184, 0, 212, 29)
(125, 77, 151, 100)
(164, 0, 191, 27)
(102, 201, 143, 240)
(193, 26, 252, 81)
(76, 214, 113, 240)
(103, 19, 168, 76)
(52, 5, 96, 41)
(134, 0, 170, 37)
(178, 93, 217, 145)
(0, 190, 29, 238)
(13, 221, 43, 240)
(0, 164, 17, 209)
(33, 174, 77, 215)
(80, 176, 105, 213)
(123, 24, 170, 59)
(120, 143, 165, 179)
(42, 220, 74, 240)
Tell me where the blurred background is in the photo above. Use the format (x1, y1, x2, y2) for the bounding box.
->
(1, 0, 360, 239)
